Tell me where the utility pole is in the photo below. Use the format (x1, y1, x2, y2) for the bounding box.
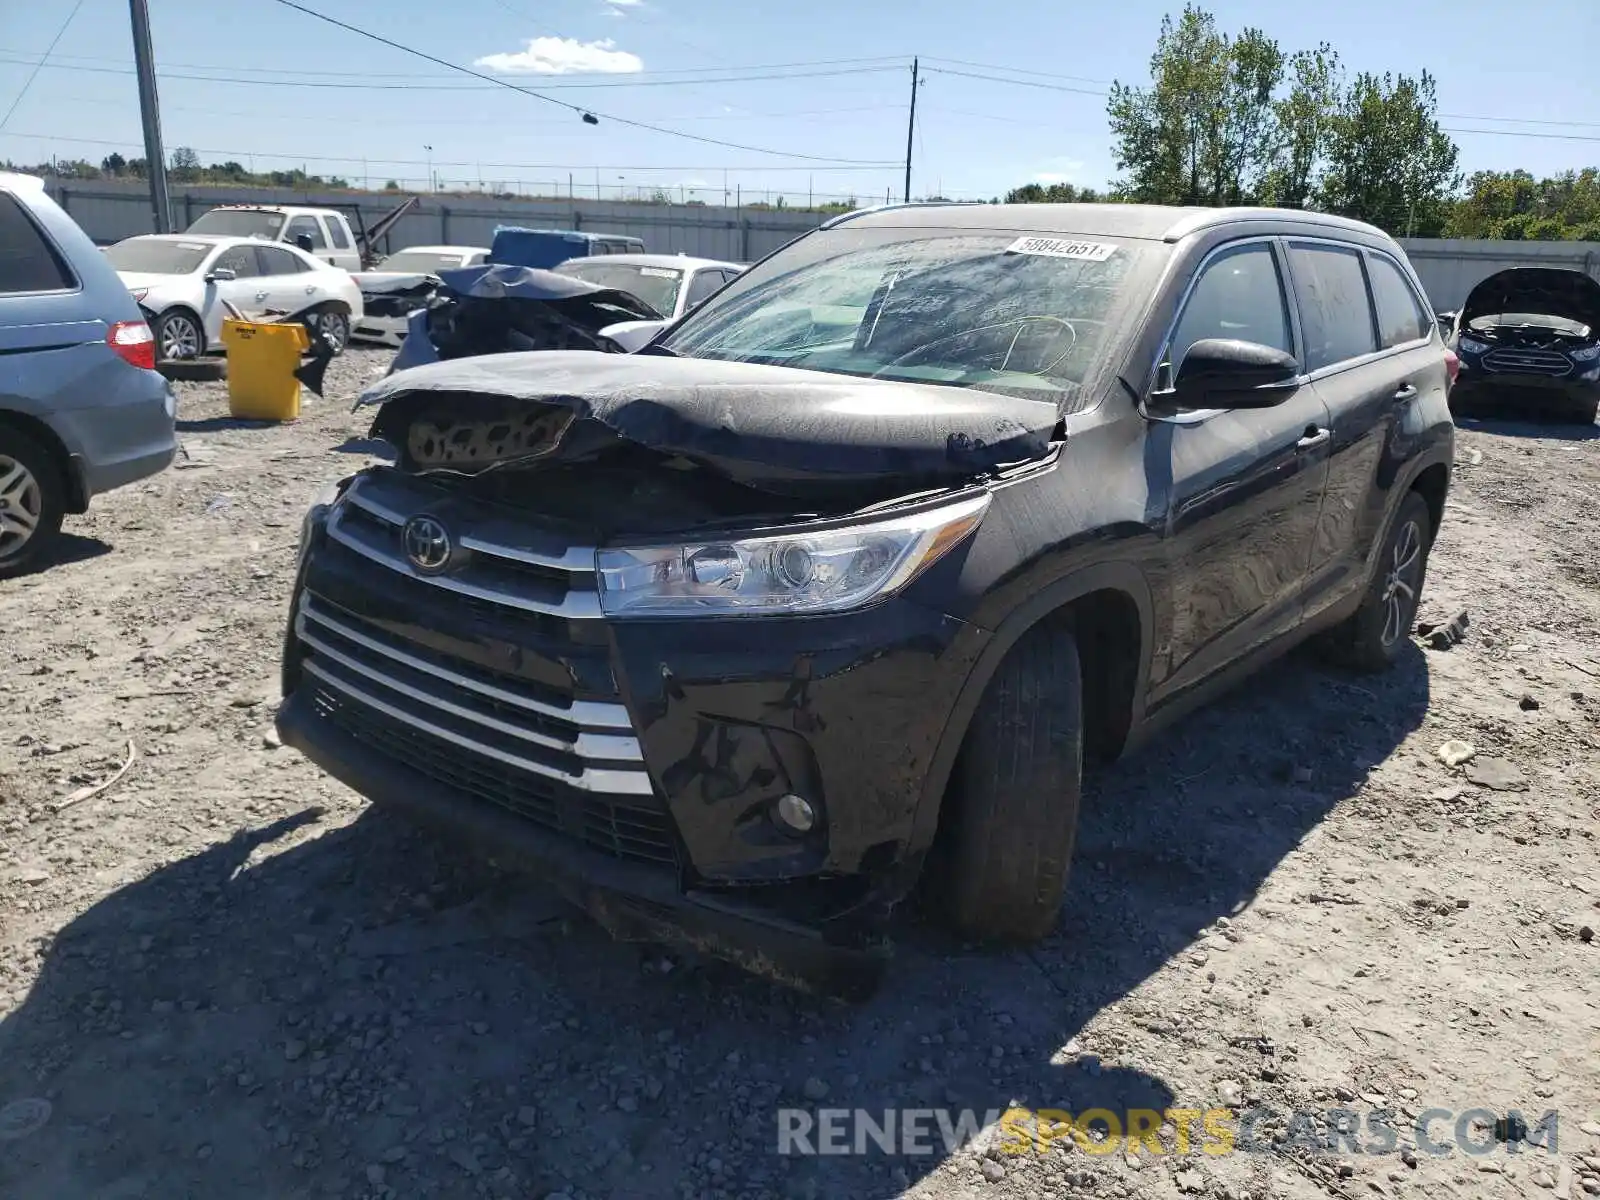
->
(129, 0, 172, 232)
(902, 56, 919, 203)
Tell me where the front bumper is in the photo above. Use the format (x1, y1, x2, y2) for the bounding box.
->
(351, 313, 409, 348)
(276, 688, 889, 997)
(276, 473, 989, 993)
(1450, 364, 1600, 417)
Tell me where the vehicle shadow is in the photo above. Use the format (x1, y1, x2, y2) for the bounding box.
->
(332, 436, 396, 459)
(1454, 414, 1600, 440)
(176, 417, 280, 434)
(11, 533, 112, 575)
(0, 644, 1430, 1199)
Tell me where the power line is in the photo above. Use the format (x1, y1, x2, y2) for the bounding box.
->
(0, 129, 903, 171)
(0, 54, 906, 92)
(1442, 126, 1600, 143)
(920, 56, 1112, 87)
(1439, 113, 1600, 131)
(0, 0, 87, 131)
(920, 66, 1109, 97)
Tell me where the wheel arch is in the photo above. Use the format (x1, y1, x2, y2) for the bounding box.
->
(0, 408, 85, 512)
(908, 561, 1154, 859)
(1408, 459, 1450, 536)
(148, 303, 207, 354)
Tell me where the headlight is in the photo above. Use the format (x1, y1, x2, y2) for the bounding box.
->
(1570, 343, 1600, 362)
(298, 477, 350, 564)
(1456, 337, 1489, 355)
(596, 493, 990, 617)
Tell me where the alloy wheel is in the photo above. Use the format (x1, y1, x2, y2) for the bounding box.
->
(316, 311, 348, 353)
(1379, 519, 1423, 647)
(159, 314, 201, 360)
(0, 454, 44, 557)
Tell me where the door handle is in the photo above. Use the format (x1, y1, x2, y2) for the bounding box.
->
(1296, 426, 1331, 451)
(254, 291, 268, 301)
(305, 285, 317, 294)
(1393, 383, 1418, 401)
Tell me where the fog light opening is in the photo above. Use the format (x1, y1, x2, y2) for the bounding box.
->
(774, 793, 817, 834)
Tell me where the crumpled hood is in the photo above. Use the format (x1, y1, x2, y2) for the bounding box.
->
(1460, 268, 1600, 330)
(356, 350, 1058, 497)
(117, 271, 186, 293)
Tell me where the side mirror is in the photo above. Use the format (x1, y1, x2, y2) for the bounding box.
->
(1435, 311, 1457, 340)
(294, 233, 315, 253)
(205, 267, 236, 283)
(1161, 338, 1301, 411)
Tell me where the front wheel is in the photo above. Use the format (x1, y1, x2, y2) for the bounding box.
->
(937, 622, 1084, 943)
(306, 307, 350, 356)
(153, 309, 204, 361)
(0, 429, 66, 578)
(1317, 490, 1434, 672)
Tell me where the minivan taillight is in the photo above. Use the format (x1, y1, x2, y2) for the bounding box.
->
(108, 320, 157, 371)
(1443, 348, 1460, 388)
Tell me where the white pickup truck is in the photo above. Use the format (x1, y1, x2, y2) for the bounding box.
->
(184, 205, 362, 271)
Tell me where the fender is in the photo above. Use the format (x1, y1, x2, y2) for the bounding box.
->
(905, 558, 1156, 859)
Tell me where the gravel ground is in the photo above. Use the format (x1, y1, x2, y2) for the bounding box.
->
(1, 347, 1598, 1200)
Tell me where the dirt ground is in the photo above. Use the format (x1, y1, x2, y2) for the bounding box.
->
(1, 347, 1597, 1200)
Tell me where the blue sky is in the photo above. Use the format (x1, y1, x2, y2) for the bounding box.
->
(3, 0, 1597, 206)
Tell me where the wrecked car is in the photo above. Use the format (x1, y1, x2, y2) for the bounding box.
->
(350, 245, 491, 348)
(1445, 267, 1600, 424)
(277, 203, 1456, 997)
(387, 262, 665, 372)
(553, 253, 744, 349)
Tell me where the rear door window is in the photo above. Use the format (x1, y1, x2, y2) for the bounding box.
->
(257, 246, 309, 275)
(285, 215, 327, 250)
(685, 269, 724, 309)
(0, 192, 75, 293)
(1287, 243, 1379, 371)
(324, 217, 352, 250)
(1168, 241, 1293, 371)
(1367, 252, 1432, 348)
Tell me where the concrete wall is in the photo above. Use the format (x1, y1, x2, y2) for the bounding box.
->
(44, 180, 829, 263)
(43, 180, 1600, 311)
(1396, 238, 1600, 311)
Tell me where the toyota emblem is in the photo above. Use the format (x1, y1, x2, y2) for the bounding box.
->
(402, 514, 452, 573)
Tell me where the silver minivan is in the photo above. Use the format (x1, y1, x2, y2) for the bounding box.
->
(0, 172, 177, 576)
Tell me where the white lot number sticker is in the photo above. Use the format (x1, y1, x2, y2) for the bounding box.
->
(639, 267, 678, 278)
(1005, 236, 1116, 262)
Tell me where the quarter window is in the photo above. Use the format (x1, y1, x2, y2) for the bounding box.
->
(685, 269, 723, 309)
(1288, 243, 1379, 371)
(1168, 241, 1293, 371)
(1367, 253, 1432, 348)
(0, 193, 74, 293)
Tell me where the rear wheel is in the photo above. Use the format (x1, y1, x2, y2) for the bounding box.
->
(938, 622, 1084, 943)
(0, 429, 66, 578)
(1569, 399, 1599, 426)
(1317, 490, 1434, 672)
(153, 309, 204, 361)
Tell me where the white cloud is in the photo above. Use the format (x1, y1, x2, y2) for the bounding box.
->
(475, 37, 643, 75)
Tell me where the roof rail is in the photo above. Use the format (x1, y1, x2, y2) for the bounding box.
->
(818, 199, 979, 230)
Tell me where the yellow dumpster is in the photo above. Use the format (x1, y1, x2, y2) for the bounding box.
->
(220, 319, 310, 421)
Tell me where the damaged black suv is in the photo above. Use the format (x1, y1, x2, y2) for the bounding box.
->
(278, 203, 1455, 996)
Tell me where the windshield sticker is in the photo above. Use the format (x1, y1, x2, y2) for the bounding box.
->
(639, 267, 678, 278)
(178, 242, 209, 252)
(1005, 236, 1116, 262)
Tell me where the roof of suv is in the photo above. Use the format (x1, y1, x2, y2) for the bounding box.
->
(825, 202, 1391, 244)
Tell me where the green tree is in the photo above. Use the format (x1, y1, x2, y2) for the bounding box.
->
(1257, 43, 1342, 208)
(169, 146, 201, 182)
(1316, 70, 1459, 235)
(100, 152, 127, 177)
(1447, 168, 1600, 240)
(1106, 6, 1285, 205)
(1003, 182, 1106, 204)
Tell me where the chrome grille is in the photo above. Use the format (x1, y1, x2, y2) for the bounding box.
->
(1482, 347, 1572, 377)
(299, 472, 678, 866)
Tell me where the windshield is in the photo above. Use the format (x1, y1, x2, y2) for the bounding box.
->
(379, 250, 472, 274)
(660, 228, 1155, 405)
(186, 210, 285, 239)
(555, 261, 679, 317)
(104, 238, 214, 275)
(1469, 312, 1592, 338)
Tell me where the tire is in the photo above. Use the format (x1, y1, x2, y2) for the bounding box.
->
(305, 306, 350, 357)
(938, 621, 1084, 943)
(1569, 399, 1599, 427)
(1317, 490, 1434, 673)
(0, 427, 66, 579)
(153, 309, 205, 361)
